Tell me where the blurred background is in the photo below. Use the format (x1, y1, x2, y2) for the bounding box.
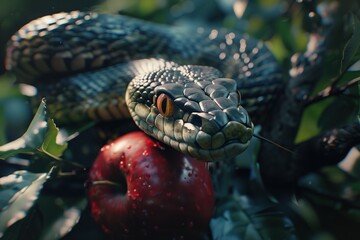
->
(0, 1, 359, 239)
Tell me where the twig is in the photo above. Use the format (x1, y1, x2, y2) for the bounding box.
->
(258, 1, 344, 187)
(305, 76, 360, 105)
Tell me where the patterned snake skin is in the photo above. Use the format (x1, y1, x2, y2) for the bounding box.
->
(5, 11, 284, 161)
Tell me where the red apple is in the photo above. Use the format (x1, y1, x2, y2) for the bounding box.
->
(87, 131, 214, 239)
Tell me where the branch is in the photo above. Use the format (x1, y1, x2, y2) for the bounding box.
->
(305, 76, 360, 105)
(262, 123, 360, 187)
(258, 1, 346, 188)
(293, 123, 360, 174)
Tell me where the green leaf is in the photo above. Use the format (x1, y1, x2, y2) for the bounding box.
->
(295, 98, 333, 143)
(348, 60, 360, 72)
(1, 204, 43, 240)
(211, 195, 296, 240)
(340, 14, 360, 73)
(297, 167, 360, 238)
(0, 170, 49, 238)
(298, 166, 360, 209)
(318, 96, 358, 130)
(38, 197, 87, 240)
(0, 99, 67, 160)
(0, 99, 47, 158)
(40, 119, 67, 159)
(211, 196, 263, 240)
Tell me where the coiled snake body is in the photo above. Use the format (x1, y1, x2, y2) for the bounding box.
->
(6, 11, 283, 161)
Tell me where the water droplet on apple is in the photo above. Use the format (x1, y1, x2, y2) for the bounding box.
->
(127, 145, 131, 149)
(130, 188, 140, 199)
(119, 160, 125, 168)
(142, 150, 149, 156)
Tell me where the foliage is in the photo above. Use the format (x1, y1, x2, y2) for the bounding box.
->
(0, 101, 86, 239)
(0, 171, 48, 238)
(0, 99, 67, 160)
(0, 0, 359, 240)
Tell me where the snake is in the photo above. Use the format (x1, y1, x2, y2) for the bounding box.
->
(5, 11, 284, 162)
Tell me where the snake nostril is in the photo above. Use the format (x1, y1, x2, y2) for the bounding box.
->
(189, 113, 221, 133)
(189, 114, 202, 128)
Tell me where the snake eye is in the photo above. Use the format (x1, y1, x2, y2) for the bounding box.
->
(156, 93, 175, 117)
(236, 90, 242, 105)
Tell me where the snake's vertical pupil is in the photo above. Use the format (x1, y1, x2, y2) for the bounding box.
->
(237, 90, 242, 105)
(156, 93, 175, 117)
(161, 98, 167, 113)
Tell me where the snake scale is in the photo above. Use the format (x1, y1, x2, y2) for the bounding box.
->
(5, 11, 284, 161)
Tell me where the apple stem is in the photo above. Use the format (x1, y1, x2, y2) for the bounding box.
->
(90, 180, 123, 188)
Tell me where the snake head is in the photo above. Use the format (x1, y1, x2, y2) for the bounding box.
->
(126, 65, 253, 162)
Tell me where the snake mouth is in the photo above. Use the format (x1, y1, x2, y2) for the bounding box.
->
(131, 108, 252, 161)
(193, 141, 250, 161)
(159, 134, 251, 162)
(183, 139, 251, 162)
(150, 117, 253, 162)
(193, 121, 253, 161)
